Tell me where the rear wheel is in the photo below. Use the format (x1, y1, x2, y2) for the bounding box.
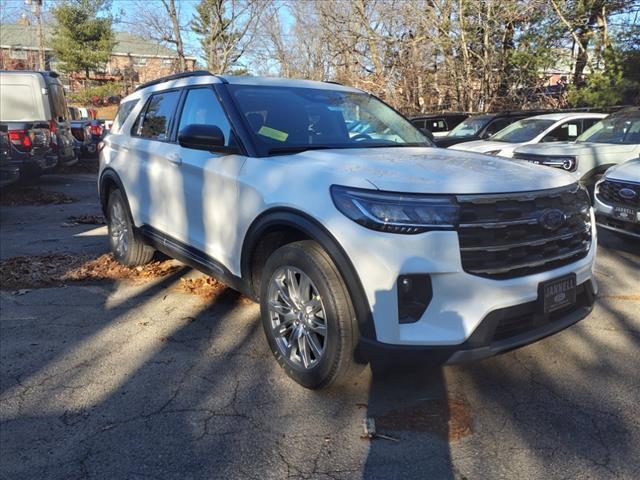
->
(260, 241, 362, 389)
(107, 189, 154, 266)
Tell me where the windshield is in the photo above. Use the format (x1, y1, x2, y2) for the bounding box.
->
(228, 85, 430, 155)
(491, 118, 555, 143)
(447, 116, 491, 137)
(577, 115, 640, 144)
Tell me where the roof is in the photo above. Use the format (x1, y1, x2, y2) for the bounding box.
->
(0, 23, 194, 59)
(527, 112, 608, 121)
(219, 75, 363, 92)
(410, 113, 469, 120)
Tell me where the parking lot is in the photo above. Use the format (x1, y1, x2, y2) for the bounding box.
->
(0, 171, 639, 480)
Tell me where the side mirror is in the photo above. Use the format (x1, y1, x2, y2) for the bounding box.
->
(178, 124, 227, 151)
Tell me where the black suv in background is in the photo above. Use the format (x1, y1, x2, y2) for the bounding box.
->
(433, 111, 550, 148)
(410, 113, 468, 137)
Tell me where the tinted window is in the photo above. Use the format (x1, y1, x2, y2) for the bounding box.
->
(411, 119, 426, 129)
(578, 115, 640, 145)
(582, 118, 600, 132)
(133, 91, 180, 141)
(111, 99, 138, 134)
(492, 118, 555, 143)
(177, 88, 232, 145)
(545, 120, 581, 142)
(428, 119, 447, 132)
(48, 83, 68, 121)
(448, 116, 492, 137)
(484, 118, 514, 137)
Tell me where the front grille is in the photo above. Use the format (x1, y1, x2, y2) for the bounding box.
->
(456, 184, 592, 279)
(596, 180, 640, 208)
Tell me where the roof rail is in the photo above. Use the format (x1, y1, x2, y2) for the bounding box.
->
(134, 70, 214, 91)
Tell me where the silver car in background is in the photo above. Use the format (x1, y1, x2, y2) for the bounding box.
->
(594, 157, 640, 240)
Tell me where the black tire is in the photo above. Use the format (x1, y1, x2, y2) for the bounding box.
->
(106, 189, 154, 266)
(260, 240, 362, 389)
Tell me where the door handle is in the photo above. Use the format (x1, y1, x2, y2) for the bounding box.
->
(167, 153, 182, 165)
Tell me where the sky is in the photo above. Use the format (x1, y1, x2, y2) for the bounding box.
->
(0, 0, 295, 68)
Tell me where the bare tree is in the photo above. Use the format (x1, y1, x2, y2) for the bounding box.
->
(126, 0, 189, 72)
(191, 0, 268, 74)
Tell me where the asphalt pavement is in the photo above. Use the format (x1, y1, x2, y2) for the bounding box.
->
(1, 173, 639, 480)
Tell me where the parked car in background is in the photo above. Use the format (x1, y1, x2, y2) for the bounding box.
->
(0, 127, 22, 187)
(410, 113, 468, 137)
(594, 157, 640, 239)
(433, 110, 549, 148)
(0, 73, 54, 178)
(513, 107, 640, 194)
(0, 70, 77, 172)
(100, 72, 596, 389)
(449, 112, 606, 158)
(69, 106, 94, 158)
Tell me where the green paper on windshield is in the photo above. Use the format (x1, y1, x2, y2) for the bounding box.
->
(258, 126, 289, 142)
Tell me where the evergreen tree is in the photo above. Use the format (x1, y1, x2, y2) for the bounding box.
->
(50, 0, 115, 80)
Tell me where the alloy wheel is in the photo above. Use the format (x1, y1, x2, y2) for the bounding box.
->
(109, 200, 128, 257)
(267, 266, 328, 370)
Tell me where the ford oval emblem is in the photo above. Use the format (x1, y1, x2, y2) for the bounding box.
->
(539, 208, 567, 231)
(619, 187, 638, 200)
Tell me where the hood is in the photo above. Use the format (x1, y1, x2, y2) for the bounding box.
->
(515, 141, 638, 156)
(605, 158, 640, 182)
(272, 147, 576, 194)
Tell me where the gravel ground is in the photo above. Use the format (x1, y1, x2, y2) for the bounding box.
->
(1, 173, 639, 480)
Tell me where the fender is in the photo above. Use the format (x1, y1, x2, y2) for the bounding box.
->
(241, 208, 377, 340)
(98, 167, 128, 215)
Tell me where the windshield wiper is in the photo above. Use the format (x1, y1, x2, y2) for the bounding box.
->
(267, 145, 336, 154)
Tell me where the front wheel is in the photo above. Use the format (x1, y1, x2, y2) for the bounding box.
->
(260, 241, 362, 389)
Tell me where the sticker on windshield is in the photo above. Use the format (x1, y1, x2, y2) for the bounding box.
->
(258, 126, 289, 142)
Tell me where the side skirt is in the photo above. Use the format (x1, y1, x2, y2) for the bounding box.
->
(139, 225, 255, 300)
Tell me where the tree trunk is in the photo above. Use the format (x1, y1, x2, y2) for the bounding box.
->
(163, 0, 187, 72)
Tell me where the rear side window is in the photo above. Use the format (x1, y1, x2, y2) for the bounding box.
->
(177, 88, 232, 145)
(547, 120, 581, 141)
(582, 118, 600, 132)
(111, 99, 138, 134)
(484, 118, 513, 137)
(428, 119, 447, 132)
(132, 91, 180, 141)
(48, 83, 69, 121)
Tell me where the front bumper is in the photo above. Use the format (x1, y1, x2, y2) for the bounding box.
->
(593, 193, 640, 239)
(327, 210, 597, 347)
(359, 280, 595, 364)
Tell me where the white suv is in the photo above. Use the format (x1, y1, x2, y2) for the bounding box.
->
(99, 72, 597, 389)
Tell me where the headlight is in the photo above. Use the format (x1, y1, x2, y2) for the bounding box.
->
(330, 185, 459, 234)
(549, 156, 577, 171)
